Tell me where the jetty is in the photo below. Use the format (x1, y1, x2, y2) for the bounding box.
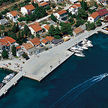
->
(0, 71, 24, 97)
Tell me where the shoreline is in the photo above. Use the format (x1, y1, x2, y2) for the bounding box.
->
(0, 23, 108, 82)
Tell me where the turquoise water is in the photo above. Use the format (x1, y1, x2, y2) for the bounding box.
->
(0, 32, 108, 108)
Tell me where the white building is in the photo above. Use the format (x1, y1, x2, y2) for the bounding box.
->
(20, 4, 35, 16)
(68, 3, 81, 15)
(7, 11, 19, 22)
(29, 22, 43, 36)
(88, 12, 100, 23)
(69, 0, 78, 3)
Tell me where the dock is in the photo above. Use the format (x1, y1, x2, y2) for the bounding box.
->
(0, 71, 24, 97)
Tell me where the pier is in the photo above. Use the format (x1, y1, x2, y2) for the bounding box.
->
(0, 71, 24, 97)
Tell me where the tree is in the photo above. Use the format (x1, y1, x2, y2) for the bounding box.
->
(24, 25, 31, 36)
(75, 18, 85, 27)
(68, 17, 75, 25)
(96, 19, 102, 26)
(50, 14, 57, 22)
(86, 22, 96, 31)
(48, 25, 55, 36)
(12, 23, 19, 33)
(0, 13, 2, 19)
(61, 23, 72, 35)
(80, 0, 88, 10)
(2, 49, 8, 59)
(12, 45, 16, 56)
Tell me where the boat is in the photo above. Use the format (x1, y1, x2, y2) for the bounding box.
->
(87, 41, 93, 47)
(81, 39, 88, 45)
(71, 49, 82, 53)
(2, 73, 15, 84)
(0, 83, 3, 89)
(74, 52, 85, 57)
(82, 45, 88, 50)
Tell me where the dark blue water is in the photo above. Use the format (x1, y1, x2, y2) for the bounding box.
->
(0, 32, 108, 108)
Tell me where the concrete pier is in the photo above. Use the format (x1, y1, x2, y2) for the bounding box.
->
(0, 72, 24, 97)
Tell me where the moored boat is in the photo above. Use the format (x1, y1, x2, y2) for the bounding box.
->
(74, 52, 85, 57)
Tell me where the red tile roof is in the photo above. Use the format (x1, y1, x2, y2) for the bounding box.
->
(24, 4, 35, 10)
(30, 38, 40, 46)
(58, 10, 67, 15)
(74, 27, 84, 34)
(41, 39, 48, 44)
(45, 36, 54, 41)
(97, 9, 108, 17)
(44, 25, 50, 30)
(90, 12, 99, 19)
(29, 22, 42, 32)
(16, 46, 21, 50)
(9, 11, 18, 16)
(22, 43, 34, 50)
(39, 2, 49, 7)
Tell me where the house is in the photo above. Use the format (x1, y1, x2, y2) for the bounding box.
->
(32, 0, 49, 3)
(97, 9, 108, 17)
(7, 11, 19, 22)
(68, 3, 81, 15)
(42, 24, 50, 32)
(54, 10, 68, 22)
(0, 36, 16, 51)
(21, 4, 35, 15)
(22, 43, 35, 55)
(0, 18, 8, 25)
(45, 36, 54, 43)
(38, 2, 49, 7)
(73, 27, 84, 36)
(88, 12, 100, 23)
(29, 22, 43, 36)
(41, 38, 49, 46)
(52, 39, 63, 45)
(29, 37, 41, 46)
(69, 0, 78, 3)
(16, 46, 23, 57)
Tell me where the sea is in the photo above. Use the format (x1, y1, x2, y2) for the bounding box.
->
(0, 32, 108, 108)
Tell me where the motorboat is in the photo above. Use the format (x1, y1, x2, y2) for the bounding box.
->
(74, 52, 85, 57)
(0, 83, 3, 89)
(82, 45, 88, 50)
(2, 73, 15, 84)
(87, 41, 93, 47)
(72, 49, 82, 53)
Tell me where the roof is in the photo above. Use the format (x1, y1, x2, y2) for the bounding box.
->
(41, 39, 48, 44)
(29, 22, 42, 32)
(0, 36, 16, 46)
(58, 10, 67, 15)
(44, 24, 50, 30)
(39, 2, 49, 7)
(22, 43, 34, 50)
(30, 38, 40, 46)
(74, 27, 84, 34)
(16, 46, 21, 50)
(9, 11, 18, 16)
(97, 9, 108, 17)
(0, 18, 8, 25)
(90, 12, 99, 19)
(45, 36, 54, 42)
(24, 4, 35, 10)
(52, 39, 63, 44)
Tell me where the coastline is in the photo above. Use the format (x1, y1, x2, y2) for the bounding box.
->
(0, 23, 108, 82)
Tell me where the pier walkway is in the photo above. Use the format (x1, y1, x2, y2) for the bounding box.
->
(0, 71, 24, 97)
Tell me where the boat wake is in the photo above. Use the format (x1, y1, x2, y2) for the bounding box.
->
(51, 73, 108, 108)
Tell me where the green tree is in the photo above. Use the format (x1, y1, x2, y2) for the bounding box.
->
(12, 45, 16, 56)
(48, 25, 55, 36)
(68, 17, 75, 25)
(86, 22, 96, 30)
(24, 25, 31, 36)
(96, 19, 102, 26)
(2, 49, 8, 59)
(50, 14, 57, 22)
(80, 0, 88, 10)
(12, 23, 19, 33)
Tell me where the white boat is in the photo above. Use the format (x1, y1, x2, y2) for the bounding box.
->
(81, 39, 88, 45)
(2, 73, 15, 84)
(74, 52, 85, 57)
(72, 49, 82, 53)
(87, 41, 93, 47)
(82, 45, 88, 49)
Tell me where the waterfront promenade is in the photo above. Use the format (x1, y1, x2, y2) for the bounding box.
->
(0, 23, 108, 82)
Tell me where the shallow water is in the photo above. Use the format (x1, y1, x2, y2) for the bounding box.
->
(0, 32, 108, 108)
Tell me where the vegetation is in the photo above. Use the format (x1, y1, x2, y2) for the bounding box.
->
(86, 22, 96, 30)
(50, 14, 57, 22)
(96, 19, 102, 26)
(2, 49, 8, 59)
(80, 0, 88, 10)
(12, 45, 16, 56)
(0, 0, 16, 6)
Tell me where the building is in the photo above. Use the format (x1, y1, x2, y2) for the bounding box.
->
(29, 37, 41, 46)
(73, 27, 84, 36)
(68, 3, 81, 15)
(0, 36, 16, 51)
(7, 11, 19, 22)
(0, 18, 8, 25)
(41, 38, 49, 46)
(21, 4, 35, 16)
(54, 10, 68, 22)
(97, 9, 108, 17)
(38, 2, 49, 7)
(88, 12, 100, 23)
(32, 0, 49, 3)
(45, 36, 54, 43)
(69, 0, 78, 3)
(16, 46, 23, 57)
(29, 22, 43, 36)
(42, 24, 50, 32)
(22, 43, 35, 55)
